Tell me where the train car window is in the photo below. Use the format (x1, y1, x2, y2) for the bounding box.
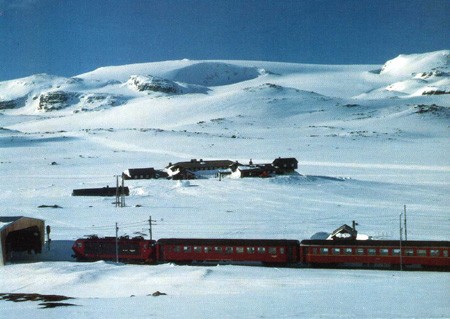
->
(214, 246, 223, 253)
(268, 247, 277, 255)
(320, 248, 329, 254)
(356, 248, 365, 255)
(430, 249, 439, 256)
(194, 246, 202, 253)
(183, 246, 192, 253)
(173, 246, 181, 253)
(443, 250, 448, 257)
(312, 248, 318, 255)
(392, 249, 400, 255)
(247, 247, 255, 254)
(345, 248, 352, 255)
(225, 247, 233, 254)
(204, 246, 212, 253)
(258, 247, 266, 254)
(405, 249, 414, 256)
(417, 249, 427, 256)
(332, 248, 341, 255)
(236, 247, 244, 254)
(380, 249, 389, 255)
(368, 249, 376, 255)
(280, 247, 285, 254)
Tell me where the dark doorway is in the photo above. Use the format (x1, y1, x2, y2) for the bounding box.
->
(5, 226, 42, 255)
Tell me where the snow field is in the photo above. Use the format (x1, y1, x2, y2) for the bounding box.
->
(1, 51, 449, 317)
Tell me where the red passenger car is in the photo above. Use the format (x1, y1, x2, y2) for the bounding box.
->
(300, 239, 450, 270)
(157, 238, 300, 266)
(72, 236, 157, 263)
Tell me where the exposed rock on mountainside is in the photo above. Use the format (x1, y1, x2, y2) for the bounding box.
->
(126, 74, 209, 95)
(360, 50, 450, 98)
(414, 70, 448, 79)
(38, 91, 79, 111)
(422, 89, 450, 95)
(380, 50, 449, 77)
(74, 93, 126, 112)
(0, 99, 19, 110)
(127, 75, 181, 94)
(414, 104, 450, 117)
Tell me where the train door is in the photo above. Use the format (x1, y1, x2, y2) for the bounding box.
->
(286, 244, 298, 264)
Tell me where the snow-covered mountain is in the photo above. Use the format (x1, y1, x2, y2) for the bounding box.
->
(0, 51, 449, 318)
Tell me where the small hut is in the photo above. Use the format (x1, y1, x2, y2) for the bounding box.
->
(0, 216, 45, 266)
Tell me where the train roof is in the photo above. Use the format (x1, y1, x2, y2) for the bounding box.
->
(300, 239, 450, 247)
(157, 238, 300, 246)
(77, 236, 156, 242)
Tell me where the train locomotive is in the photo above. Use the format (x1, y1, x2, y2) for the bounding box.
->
(72, 235, 156, 263)
(72, 225, 450, 271)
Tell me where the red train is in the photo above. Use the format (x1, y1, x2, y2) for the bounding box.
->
(72, 235, 156, 263)
(72, 234, 450, 271)
(300, 239, 449, 270)
(157, 238, 300, 266)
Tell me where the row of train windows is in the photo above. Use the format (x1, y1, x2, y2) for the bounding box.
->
(314, 247, 448, 257)
(172, 245, 284, 255)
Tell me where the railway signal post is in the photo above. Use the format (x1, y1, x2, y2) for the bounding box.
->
(115, 222, 119, 263)
(149, 216, 157, 240)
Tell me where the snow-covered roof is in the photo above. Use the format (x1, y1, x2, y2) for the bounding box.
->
(0, 216, 23, 231)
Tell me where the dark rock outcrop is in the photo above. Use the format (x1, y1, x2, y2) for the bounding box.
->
(127, 75, 181, 94)
(38, 91, 78, 111)
(0, 100, 17, 110)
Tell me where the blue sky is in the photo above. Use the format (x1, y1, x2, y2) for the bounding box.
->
(0, 0, 449, 81)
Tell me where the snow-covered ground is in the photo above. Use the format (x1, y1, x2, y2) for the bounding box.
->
(0, 50, 449, 318)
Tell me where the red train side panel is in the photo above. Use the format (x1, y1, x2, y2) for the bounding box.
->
(72, 236, 157, 263)
(300, 240, 450, 270)
(157, 238, 300, 265)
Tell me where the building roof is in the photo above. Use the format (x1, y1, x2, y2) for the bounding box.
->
(0, 216, 23, 231)
(328, 224, 358, 240)
(168, 159, 235, 170)
(158, 238, 300, 246)
(273, 157, 298, 163)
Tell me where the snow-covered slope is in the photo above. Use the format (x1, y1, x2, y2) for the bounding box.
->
(362, 50, 450, 98)
(380, 50, 449, 77)
(0, 51, 449, 318)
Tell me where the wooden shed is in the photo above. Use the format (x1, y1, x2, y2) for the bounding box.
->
(0, 216, 45, 266)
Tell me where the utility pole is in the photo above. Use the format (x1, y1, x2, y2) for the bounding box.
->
(46, 225, 51, 251)
(115, 175, 120, 207)
(148, 216, 157, 240)
(114, 175, 126, 207)
(399, 213, 403, 271)
(115, 222, 119, 263)
(352, 220, 358, 231)
(121, 175, 126, 207)
(404, 205, 407, 241)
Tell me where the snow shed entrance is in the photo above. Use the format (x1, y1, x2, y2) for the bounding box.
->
(0, 216, 45, 266)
